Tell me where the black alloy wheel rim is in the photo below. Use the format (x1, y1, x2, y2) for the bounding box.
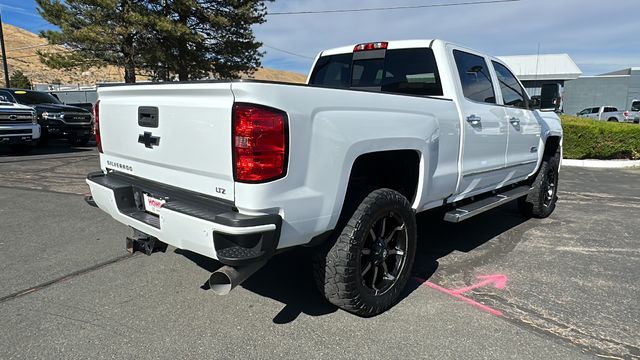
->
(359, 211, 408, 296)
(543, 168, 557, 207)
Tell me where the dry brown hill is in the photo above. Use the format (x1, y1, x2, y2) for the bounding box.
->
(2, 23, 306, 86)
(249, 67, 307, 83)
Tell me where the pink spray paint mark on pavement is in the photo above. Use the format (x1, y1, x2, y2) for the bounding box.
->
(450, 274, 507, 295)
(414, 274, 508, 317)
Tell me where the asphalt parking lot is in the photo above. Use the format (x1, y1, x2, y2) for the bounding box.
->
(1, 141, 638, 359)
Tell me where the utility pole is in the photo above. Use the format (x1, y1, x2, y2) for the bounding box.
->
(0, 10, 10, 88)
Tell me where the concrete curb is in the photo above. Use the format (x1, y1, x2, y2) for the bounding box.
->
(562, 159, 640, 168)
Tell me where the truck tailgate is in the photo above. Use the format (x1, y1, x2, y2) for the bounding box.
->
(97, 83, 235, 201)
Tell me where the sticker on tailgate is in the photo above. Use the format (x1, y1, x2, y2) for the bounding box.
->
(143, 193, 165, 215)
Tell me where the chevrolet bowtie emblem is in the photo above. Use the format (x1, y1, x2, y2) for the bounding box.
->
(138, 131, 160, 148)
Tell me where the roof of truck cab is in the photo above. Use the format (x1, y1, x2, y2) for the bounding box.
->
(320, 39, 436, 56)
(318, 39, 506, 62)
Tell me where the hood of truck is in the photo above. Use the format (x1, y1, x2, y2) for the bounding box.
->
(33, 103, 91, 114)
(96, 83, 235, 202)
(0, 102, 34, 112)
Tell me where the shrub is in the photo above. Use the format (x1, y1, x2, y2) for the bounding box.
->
(9, 70, 32, 89)
(560, 115, 640, 160)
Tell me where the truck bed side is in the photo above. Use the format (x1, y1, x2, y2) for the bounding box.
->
(229, 81, 460, 248)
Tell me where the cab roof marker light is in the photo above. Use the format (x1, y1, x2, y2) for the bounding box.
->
(353, 42, 388, 52)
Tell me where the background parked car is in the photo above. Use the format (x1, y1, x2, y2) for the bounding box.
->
(0, 88, 94, 146)
(576, 106, 634, 122)
(631, 100, 640, 123)
(0, 95, 40, 153)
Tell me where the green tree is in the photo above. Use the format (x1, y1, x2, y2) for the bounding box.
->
(36, 0, 271, 83)
(144, 0, 270, 81)
(9, 70, 32, 89)
(37, 0, 160, 83)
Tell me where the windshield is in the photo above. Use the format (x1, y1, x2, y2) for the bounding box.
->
(632, 101, 640, 111)
(11, 90, 62, 105)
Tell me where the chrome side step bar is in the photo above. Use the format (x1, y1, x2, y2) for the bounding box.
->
(444, 186, 531, 223)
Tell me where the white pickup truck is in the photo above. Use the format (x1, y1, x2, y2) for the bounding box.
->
(576, 106, 635, 122)
(0, 96, 40, 153)
(87, 39, 562, 316)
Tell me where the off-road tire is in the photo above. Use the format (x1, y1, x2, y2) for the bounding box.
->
(519, 149, 560, 218)
(313, 188, 417, 317)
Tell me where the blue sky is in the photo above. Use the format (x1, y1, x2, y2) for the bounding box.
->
(1, 0, 639, 76)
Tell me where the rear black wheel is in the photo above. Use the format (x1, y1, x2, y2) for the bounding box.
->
(313, 188, 417, 317)
(607, 117, 618, 122)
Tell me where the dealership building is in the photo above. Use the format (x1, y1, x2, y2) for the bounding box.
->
(561, 68, 640, 115)
(499, 54, 640, 115)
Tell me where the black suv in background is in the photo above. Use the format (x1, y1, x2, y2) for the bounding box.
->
(0, 88, 94, 146)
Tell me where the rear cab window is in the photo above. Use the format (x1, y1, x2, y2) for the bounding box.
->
(309, 53, 352, 88)
(309, 47, 443, 97)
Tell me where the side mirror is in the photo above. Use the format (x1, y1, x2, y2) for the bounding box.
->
(528, 97, 541, 109)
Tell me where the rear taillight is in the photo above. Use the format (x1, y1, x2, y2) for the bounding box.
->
(623, 111, 629, 117)
(93, 100, 102, 153)
(233, 103, 287, 183)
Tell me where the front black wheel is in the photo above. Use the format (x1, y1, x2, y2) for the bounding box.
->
(313, 188, 417, 317)
(36, 130, 49, 146)
(9, 144, 33, 154)
(519, 149, 560, 218)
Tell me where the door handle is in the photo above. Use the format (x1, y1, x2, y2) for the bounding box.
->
(466, 115, 482, 126)
(509, 117, 520, 126)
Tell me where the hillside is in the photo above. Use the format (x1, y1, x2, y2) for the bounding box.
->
(2, 23, 306, 86)
(248, 67, 307, 83)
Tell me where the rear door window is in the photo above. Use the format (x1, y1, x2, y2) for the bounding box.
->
(591, 108, 600, 114)
(453, 50, 496, 104)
